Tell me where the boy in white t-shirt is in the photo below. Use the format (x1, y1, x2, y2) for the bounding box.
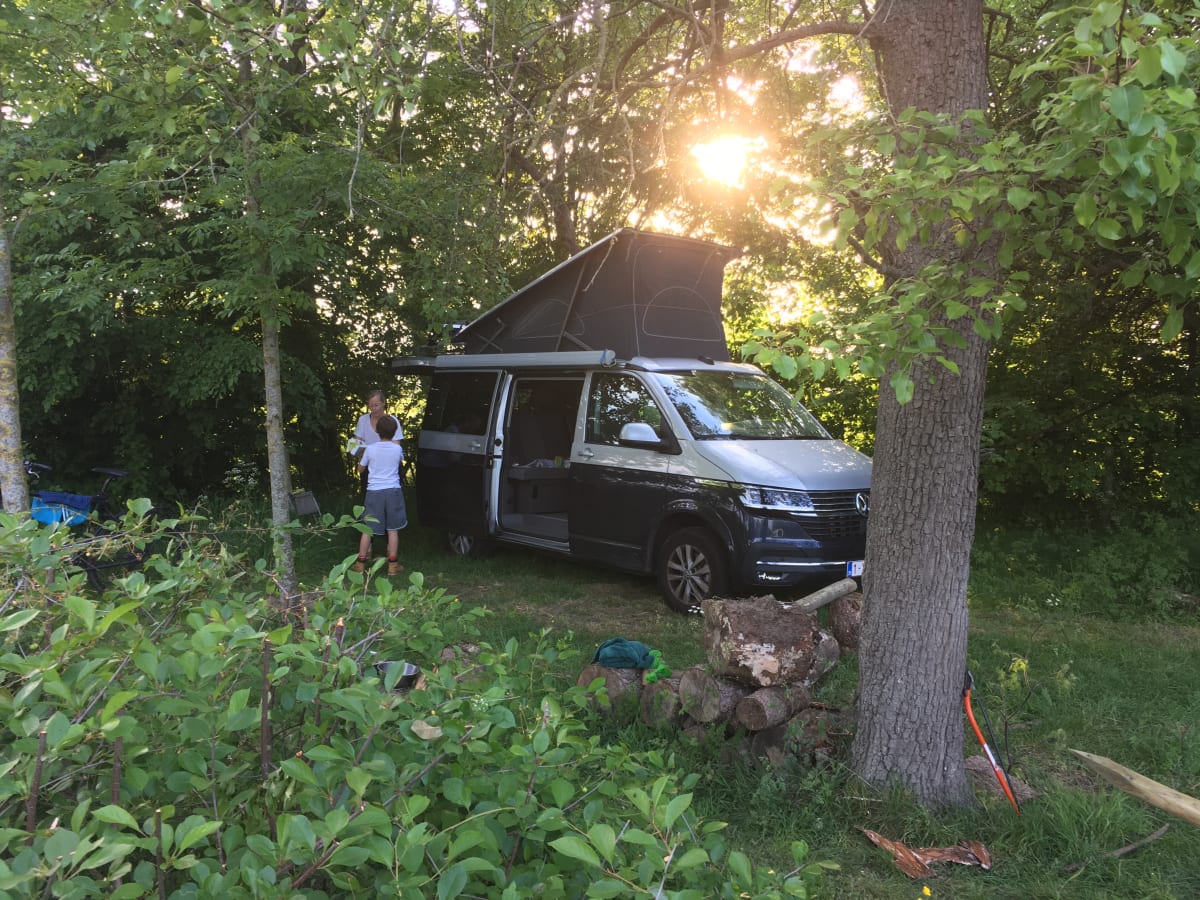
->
(353, 414, 407, 575)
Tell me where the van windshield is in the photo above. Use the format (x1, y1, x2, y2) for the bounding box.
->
(653, 371, 830, 440)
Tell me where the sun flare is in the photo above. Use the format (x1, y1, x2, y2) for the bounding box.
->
(692, 135, 765, 189)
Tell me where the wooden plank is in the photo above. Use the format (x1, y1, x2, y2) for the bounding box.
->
(1069, 749, 1200, 828)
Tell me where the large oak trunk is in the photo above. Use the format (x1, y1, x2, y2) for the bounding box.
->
(850, 0, 994, 808)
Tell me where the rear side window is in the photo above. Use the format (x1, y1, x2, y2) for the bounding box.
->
(423, 372, 497, 435)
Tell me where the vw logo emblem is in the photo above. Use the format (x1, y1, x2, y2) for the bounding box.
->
(855, 492, 870, 517)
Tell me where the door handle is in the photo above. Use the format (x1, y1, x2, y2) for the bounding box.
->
(469, 440, 483, 451)
(578, 448, 594, 459)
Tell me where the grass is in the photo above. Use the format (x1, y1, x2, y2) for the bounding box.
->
(286, 492, 1200, 899)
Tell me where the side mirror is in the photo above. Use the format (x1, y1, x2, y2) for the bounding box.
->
(618, 422, 675, 452)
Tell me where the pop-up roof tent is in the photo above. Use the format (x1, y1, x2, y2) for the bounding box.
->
(455, 228, 740, 361)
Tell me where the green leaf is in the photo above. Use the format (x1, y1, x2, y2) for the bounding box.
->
(280, 757, 319, 786)
(662, 793, 692, 828)
(1161, 306, 1184, 342)
(675, 846, 710, 869)
(65, 594, 96, 632)
(1133, 44, 1163, 85)
(1159, 41, 1188, 78)
(346, 766, 371, 796)
(550, 835, 601, 868)
(1, 609, 39, 632)
(1108, 84, 1145, 124)
(728, 850, 753, 885)
(1073, 192, 1098, 227)
(305, 745, 347, 762)
(1006, 186, 1037, 211)
(1094, 218, 1123, 240)
(588, 823, 616, 862)
(436, 862, 468, 900)
(175, 819, 222, 853)
(586, 879, 629, 898)
(93, 805, 141, 831)
(890, 372, 914, 405)
(101, 690, 139, 724)
(772, 354, 799, 380)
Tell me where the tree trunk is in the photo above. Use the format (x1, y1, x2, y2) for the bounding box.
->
(263, 314, 298, 598)
(0, 217, 29, 513)
(238, 55, 297, 599)
(850, 0, 994, 808)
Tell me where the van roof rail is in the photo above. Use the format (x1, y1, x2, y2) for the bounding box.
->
(391, 350, 616, 374)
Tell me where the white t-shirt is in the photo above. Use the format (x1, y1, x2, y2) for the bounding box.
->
(361, 440, 404, 491)
(355, 413, 405, 458)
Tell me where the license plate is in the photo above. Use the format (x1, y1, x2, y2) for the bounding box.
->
(846, 560, 864, 577)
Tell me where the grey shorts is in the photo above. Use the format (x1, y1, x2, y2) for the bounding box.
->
(362, 488, 408, 535)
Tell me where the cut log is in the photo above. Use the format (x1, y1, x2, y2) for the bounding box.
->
(787, 577, 858, 614)
(640, 675, 684, 729)
(805, 630, 841, 685)
(1069, 749, 1200, 828)
(702, 597, 823, 686)
(576, 664, 643, 712)
(734, 684, 812, 732)
(677, 666, 754, 723)
(829, 591, 863, 652)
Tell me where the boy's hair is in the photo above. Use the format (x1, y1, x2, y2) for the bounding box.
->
(376, 414, 399, 440)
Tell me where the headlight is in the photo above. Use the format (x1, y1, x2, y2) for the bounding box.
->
(739, 487, 815, 514)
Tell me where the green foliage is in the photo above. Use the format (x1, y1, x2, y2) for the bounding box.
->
(970, 513, 1200, 619)
(0, 511, 828, 898)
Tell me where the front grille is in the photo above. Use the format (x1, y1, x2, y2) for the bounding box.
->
(801, 490, 869, 540)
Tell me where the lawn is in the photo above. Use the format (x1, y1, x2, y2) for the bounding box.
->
(293, 507, 1200, 900)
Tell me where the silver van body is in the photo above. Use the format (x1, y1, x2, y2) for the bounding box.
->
(398, 350, 871, 612)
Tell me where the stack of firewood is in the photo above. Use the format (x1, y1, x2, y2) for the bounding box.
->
(576, 580, 863, 761)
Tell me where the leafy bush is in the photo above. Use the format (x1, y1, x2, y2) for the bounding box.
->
(970, 513, 1199, 619)
(0, 511, 829, 898)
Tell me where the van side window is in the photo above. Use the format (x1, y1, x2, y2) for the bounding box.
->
(424, 372, 495, 435)
(586, 373, 665, 445)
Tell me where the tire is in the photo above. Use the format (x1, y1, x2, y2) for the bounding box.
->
(656, 527, 728, 615)
(447, 531, 494, 559)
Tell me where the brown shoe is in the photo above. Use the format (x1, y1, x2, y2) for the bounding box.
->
(387, 560, 403, 575)
(352, 557, 369, 573)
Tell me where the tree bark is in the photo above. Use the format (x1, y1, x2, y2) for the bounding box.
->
(0, 214, 29, 514)
(576, 663, 643, 711)
(850, 0, 993, 808)
(262, 314, 298, 598)
(789, 577, 858, 613)
(734, 684, 811, 732)
(640, 674, 684, 728)
(238, 55, 297, 599)
(829, 591, 864, 652)
(678, 666, 753, 723)
(702, 597, 823, 686)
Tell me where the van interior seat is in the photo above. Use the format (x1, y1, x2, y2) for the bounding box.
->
(510, 410, 570, 464)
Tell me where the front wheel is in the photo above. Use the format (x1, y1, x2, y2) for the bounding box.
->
(656, 527, 728, 615)
(447, 531, 494, 559)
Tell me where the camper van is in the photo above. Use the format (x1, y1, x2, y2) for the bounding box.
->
(393, 229, 871, 613)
